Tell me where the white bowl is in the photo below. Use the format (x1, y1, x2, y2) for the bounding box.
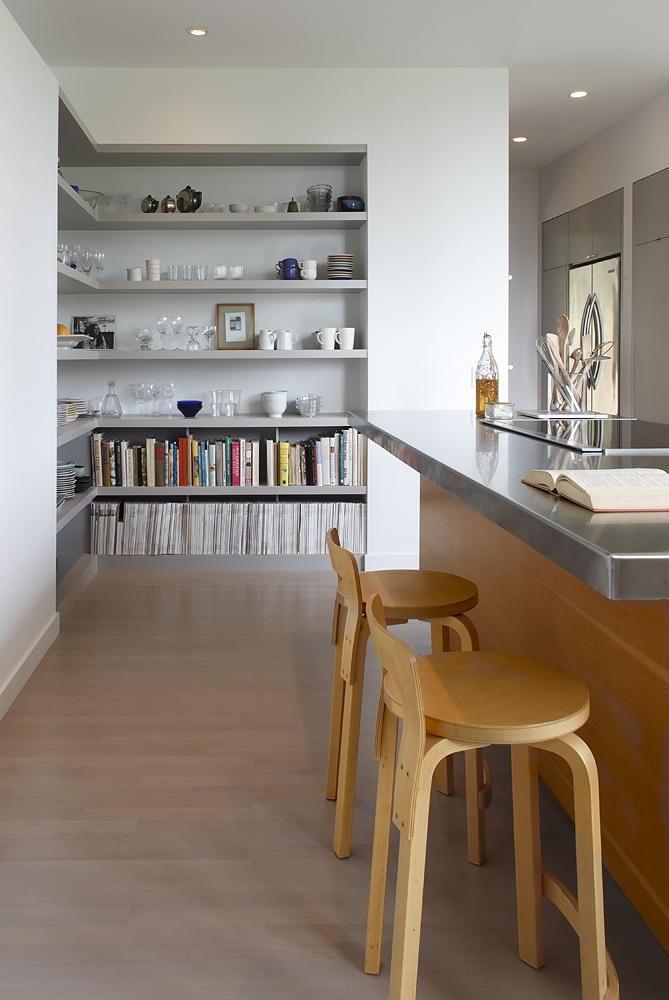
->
(229, 203, 249, 213)
(254, 205, 278, 213)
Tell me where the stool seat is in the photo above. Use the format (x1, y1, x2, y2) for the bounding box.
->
(338, 569, 478, 619)
(384, 651, 590, 744)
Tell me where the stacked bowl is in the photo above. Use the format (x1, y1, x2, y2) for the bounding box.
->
(146, 258, 161, 281)
(326, 254, 354, 280)
(306, 184, 332, 212)
(57, 400, 77, 425)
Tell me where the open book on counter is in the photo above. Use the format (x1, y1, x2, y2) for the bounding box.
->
(521, 468, 669, 512)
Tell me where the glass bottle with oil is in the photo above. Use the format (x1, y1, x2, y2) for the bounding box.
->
(475, 332, 498, 417)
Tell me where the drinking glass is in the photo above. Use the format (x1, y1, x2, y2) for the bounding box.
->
(164, 382, 175, 415)
(81, 249, 95, 276)
(94, 249, 105, 278)
(202, 325, 217, 350)
(218, 389, 241, 417)
(209, 389, 220, 416)
(195, 265, 208, 280)
(156, 315, 169, 351)
(101, 380, 122, 417)
(186, 326, 202, 351)
(229, 265, 244, 280)
(167, 265, 179, 280)
(148, 381, 162, 415)
(134, 383, 149, 413)
(170, 315, 183, 350)
(71, 245, 82, 270)
(180, 265, 192, 280)
(57, 244, 69, 264)
(135, 328, 153, 351)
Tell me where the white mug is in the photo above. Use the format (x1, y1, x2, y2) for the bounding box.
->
(299, 260, 317, 269)
(262, 390, 288, 417)
(300, 268, 317, 280)
(336, 327, 355, 350)
(258, 329, 276, 350)
(317, 328, 337, 350)
(276, 330, 298, 350)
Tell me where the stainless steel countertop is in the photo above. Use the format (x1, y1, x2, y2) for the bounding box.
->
(350, 409, 669, 600)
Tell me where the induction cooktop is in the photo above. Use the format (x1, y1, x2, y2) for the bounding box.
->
(479, 416, 669, 454)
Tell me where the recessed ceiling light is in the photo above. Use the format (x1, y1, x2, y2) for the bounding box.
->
(570, 91, 588, 98)
(512, 136, 528, 143)
(188, 27, 208, 35)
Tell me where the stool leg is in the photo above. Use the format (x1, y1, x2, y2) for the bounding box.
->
(544, 734, 608, 1000)
(465, 749, 487, 865)
(389, 761, 433, 1000)
(325, 601, 347, 800)
(430, 623, 454, 796)
(332, 621, 370, 859)
(511, 744, 545, 968)
(365, 707, 399, 974)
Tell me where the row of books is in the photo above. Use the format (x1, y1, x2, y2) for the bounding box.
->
(91, 501, 367, 556)
(90, 429, 366, 488)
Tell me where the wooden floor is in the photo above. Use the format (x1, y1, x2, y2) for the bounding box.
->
(0, 571, 666, 999)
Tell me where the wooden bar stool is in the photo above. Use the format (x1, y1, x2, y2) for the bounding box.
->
(326, 528, 491, 861)
(364, 593, 619, 1000)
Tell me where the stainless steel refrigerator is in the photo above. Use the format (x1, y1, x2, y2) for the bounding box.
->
(568, 256, 620, 415)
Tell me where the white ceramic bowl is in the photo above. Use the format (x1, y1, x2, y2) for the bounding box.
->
(262, 390, 288, 417)
(229, 203, 249, 213)
(254, 205, 278, 213)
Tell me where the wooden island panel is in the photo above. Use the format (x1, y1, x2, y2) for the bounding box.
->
(420, 475, 669, 953)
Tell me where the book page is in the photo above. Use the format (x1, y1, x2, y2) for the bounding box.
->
(560, 469, 669, 491)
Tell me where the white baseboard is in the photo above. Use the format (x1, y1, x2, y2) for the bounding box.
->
(0, 614, 60, 722)
(56, 554, 97, 621)
(364, 552, 420, 571)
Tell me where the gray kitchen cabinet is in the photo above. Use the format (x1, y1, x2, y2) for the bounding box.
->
(542, 213, 567, 271)
(542, 265, 568, 337)
(633, 167, 669, 245)
(567, 189, 622, 264)
(632, 236, 669, 422)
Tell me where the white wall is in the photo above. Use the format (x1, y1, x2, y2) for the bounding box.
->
(509, 169, 540, 409)
(0, 3, 59, 708)
(539, 84, 669, 416)
(55, 67, 509, 568)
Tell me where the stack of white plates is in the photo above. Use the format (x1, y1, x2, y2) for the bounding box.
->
(326, 254, 354, 280)
(57, 401, 77, 426)
(58, 397, 87, 417)
(57, 461, 76, 504)
(146, 258, 161, 281)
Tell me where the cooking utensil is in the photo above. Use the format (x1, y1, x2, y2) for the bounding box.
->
(536, 335, 581, 411)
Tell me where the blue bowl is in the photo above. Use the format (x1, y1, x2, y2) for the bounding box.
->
(177, 399, 202, 418)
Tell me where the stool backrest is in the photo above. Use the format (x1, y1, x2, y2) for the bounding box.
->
(326, 527, 363, 615)
(326, 527, 365, 684)
(367, 593, 425, 838)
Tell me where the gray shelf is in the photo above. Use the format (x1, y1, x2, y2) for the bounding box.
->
(57, 348, 367, 361)
(56, 488, 96, 533)
(95, 485, 366, 497)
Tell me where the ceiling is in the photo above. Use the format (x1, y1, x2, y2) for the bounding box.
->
(5, 0, 669, 169)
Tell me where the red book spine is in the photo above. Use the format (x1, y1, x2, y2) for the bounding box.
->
(178, 438, 187, 486)
(231, 441, 240, 486)
(245, 442, 252, 485)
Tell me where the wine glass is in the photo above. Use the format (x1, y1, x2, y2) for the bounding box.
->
(186, 326, 201, 351)
(163, 382, 175, 414)
(134, 383, 149, 413)
(135, 328, 153, 351)
(81, 249, 95, 276)
(170, 315, 183, 350)
(147, 381, 162, 415)
(71, 244, 82, 270)
(94, 249, 105, 279)
(156, 315, 169, 351)
(202, 325, 217, 350)
(101, 380, 122, 417)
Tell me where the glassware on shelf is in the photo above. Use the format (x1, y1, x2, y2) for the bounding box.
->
(101, 380, 122, 417)
(202, 326, 217, 350)
(295, 393, 323, 417)
(156, 315, 169, 351)
(169, 315, 183, 350)
(186, 326, 202, 351)
(81, 249, 95, 277)
(57, 244, 70, 265)
(70, 244, 82, 270)
(134, 383, 149, 413)
(135, 328, 153, 351)
(195, 265, 208, 280)
(163, 382, 175, 414)
(147, 381, 162, 415)
(94, 248, 105, 279)
(475, 332, 499, 418)
(228, 265, 244, 280)
(218, 389, 241, 417)
(166, 265, 179, 281)
(180, 264, 193, 281)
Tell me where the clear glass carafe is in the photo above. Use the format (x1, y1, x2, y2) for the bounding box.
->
(475, 332, 498, 418)
(101, 380, 122, 417)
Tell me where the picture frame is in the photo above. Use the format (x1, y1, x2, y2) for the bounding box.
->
(216, 303, 255, 350)
(71, 314, 115, 350)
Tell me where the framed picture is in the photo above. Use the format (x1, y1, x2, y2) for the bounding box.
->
(71, 314, 115, 350)
(216, 303, 255, 350)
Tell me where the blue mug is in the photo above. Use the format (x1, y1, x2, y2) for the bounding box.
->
(276, 257, 299, 280)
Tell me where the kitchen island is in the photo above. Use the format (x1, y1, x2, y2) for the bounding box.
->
(351, 409, 669, 954)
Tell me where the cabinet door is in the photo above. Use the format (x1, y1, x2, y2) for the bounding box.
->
(633, 237, 669, 422)
(592, 189, 622, 259)
(542, 265, 568, 337)
(542, 214, 567, 271)
(633, 167, 669, 245)
(567, 203, 593, 264)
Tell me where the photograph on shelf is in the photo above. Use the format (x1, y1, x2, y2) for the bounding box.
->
(71, 315, 115, 350)
(216, 303, 255, 351)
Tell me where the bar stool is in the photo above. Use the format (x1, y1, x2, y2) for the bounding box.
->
(326, 528, 491, 861)
(364, 593, 619, 1000)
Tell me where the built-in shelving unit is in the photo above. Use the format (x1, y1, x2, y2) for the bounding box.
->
(57, 488, 96, 533)
(58, 349, 367, 361)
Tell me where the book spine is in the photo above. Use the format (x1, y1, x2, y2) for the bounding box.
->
(344, 428, 351, 486)
(93, 432, 103, 487)
(225, 437, 232, 486)
(192, 440, 200, 486)
(252, 441, 259, 487)
(101, 441, 111, 487)
(141, 446, 147, 487)
(279, 441, 289, 487)
(315, 440, 323, 486)
(266, 440, 274, 487)
(245, 441, 253, 486)
(215, 440, 223, 486)
(209, 443, 216, 486)
(187, 434, 193, 486)
(178, 439, 187, 486)
(155, 443, 165, 487)
(146, 438, 156, 488)
(231, 441, 240, 486)
(339, 433, 345, 486)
